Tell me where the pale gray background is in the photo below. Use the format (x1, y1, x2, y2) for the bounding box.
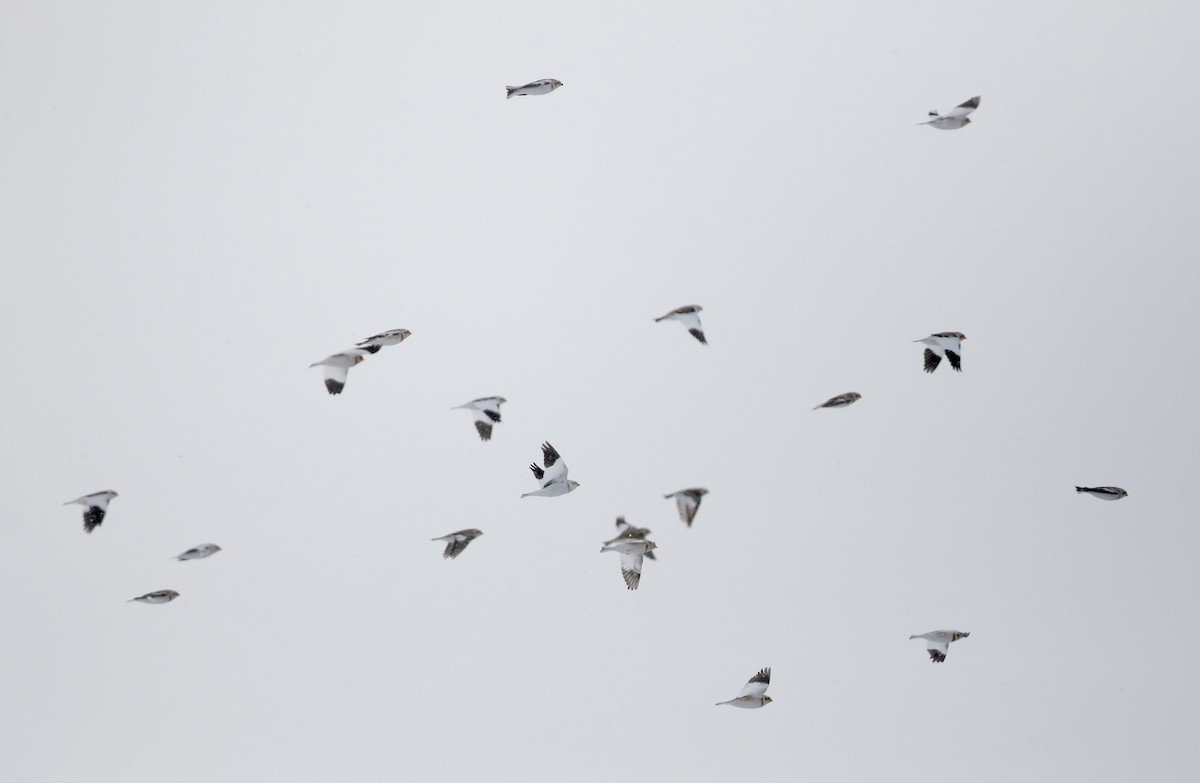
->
(3, 1, 1199, 780)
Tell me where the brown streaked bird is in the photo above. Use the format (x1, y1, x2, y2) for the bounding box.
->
(431, 529, 484, 559)
(128, 590, 180, 604)
(813, 392, 862, 410)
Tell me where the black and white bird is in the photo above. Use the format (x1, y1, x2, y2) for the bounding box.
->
(506, 79, 563, 99)
(813, 392, 862, 410)
(599, 538, 657, 590)
(175, 544, 221, 561)
(910, 630, 969, 663)
(664, 488, 708, 527)
(604, 517, 656, 560)
(431, 529, 484, 559)
(1076, 486, 1128, 501)
(521, 442, 580, 498)
(128, 590, 180, 604)
(355, 329, 411, 354)
(64, 490, 118, 534)
(716, 667, 773, 708)
(309, 349, 368, 395)
(919, 96, 980, 130)
(915, 332, 966, 373)
(453, 397, 507, 441)
(655, 305, 706, 344)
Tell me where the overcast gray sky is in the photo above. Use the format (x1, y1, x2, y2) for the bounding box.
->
(3, 1, 1199, 780)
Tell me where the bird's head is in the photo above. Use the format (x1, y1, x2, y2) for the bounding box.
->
(108, 490, 120, 497)
(953, 632, 970, 641)
(550, 79, 564, 89)
(955, 332, 967, 340)
(763, 696, 774, 706)
(497, 397, 508, 404)
(209, 544, 222, 552)
(962, 118, 972, 126)
(1119, 489, 1129, 498)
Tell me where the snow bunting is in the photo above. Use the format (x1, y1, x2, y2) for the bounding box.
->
(175, 544, 221, 561)
(664, 488, 708, 527)
(64, 490, 118, 534)
(716, 667, 773, 708)
(599, 538, 657, 590)
(919, 96, 980, 130)
(128, 590, 180, 604)
(506, 78, 563, 99)
(453, 397, 507, 441)
(1076, 486, 1128, 500)
(604, 517, 656, 560)
(432, 529, 483, 559)
(910, 630, 969, 663)
(813, 392, 862, 410)
(915, 332, 966, 373)
(309, 349, 368, 395)
(655, 305, 706, 345)
(521, 442, 580, 498)
(355, 329, 411, 354)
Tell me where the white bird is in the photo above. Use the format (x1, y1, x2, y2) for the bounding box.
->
(521, 442, 580, 498)
(431, 529, 484, 559)
(309, 349, 368, 395)
(716, 667, 773, 708)
(655, 305, 706, 345)
(919, 96, 980, 130)
(128, 590, 180, 604)
(506, 78, 563, 99)
(453, 397, 507, 441)
(1076, 486, 1128, 500)
(910, 630, 969, 663)
(664, 488, 708, 527)
(604, 517, 656, 560)
(175, 544, 221, 561)
(599, 538, 657, 590)
(813, 392, 862, 410)
(355, 329, 411, 354)
(915, 332, 966, 373)
(64, 490, 118, 534)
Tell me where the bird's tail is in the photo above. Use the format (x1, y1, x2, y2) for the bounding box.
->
(653, 315, 668, 322)
(1075, 486, 1086, 493)
(715, 700, 732, 707)
(908, 634, 921, 639)
(506, 87, 517, 99)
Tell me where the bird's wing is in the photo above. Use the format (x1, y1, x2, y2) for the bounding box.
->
(945, 350, 962, 372)
(443, 536, 470, 559)
(529, 463, 545, 481)
(942, 96, 980, 120)
(931, 334, 962, 352)
(738, 667, 771, 698)
(923, 348, 942, 373)
(322, 363, 351, 394)
(926, 638, 949, 662)
(673, 310, 706, 344)
(477, 399, 503, 422)
(473, 419, 494, 441)
(82, 506, 106, 533)
(618, 551, 644, 590)
(541, 442, 568, 482)
(676, 493, 700, 526)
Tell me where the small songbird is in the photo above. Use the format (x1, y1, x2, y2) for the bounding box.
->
(716, 667, 773, 708)
(664, 488, 708, 527)
(604, 517, 656, 560)
(64, 490, 118, 534)
(128, 590, 180, 604)
(431, 529, 484, 559)
(309, 349, 368, 395)
(521, 442, 580, 498)
(175, 544, 222, 561)
(915, 332, 966, 373)
(355, 329, 411, 354)
(453, 397, 507, 441)
(919, 96, 980, 130)
(506, 79, 563, 99)
(599, 538, 657, 590)
(655, 305, 706, 345)
(813, 392, 862, 410)
(1076, 486, 1128, 501)
(910, 630, 969, 663)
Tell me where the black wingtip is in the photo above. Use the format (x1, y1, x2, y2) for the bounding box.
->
(689, 328, 707, 345)
(324, 379, 345, 395)
(359, 344, 382, 354)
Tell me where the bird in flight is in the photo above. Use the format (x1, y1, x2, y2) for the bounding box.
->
(1075, 486, 1128, 501)
(919, 96, 980, 130)
(453, 397, 507, 441)
(355, 329, 411, 354)
(813, 392, 862, 410)
(64, 490, 118, 534)
(910, 630, 969, 662)
(664, 488, 708, 527)
(599, 538, 657, 590)
(506, 78, 563, 99)
(309, 349, 368, 395)
(716, 667, 773, 708)
(655, 305, 706, 345)
(175, 544, 221, 561)
(915, 332, 966, 373)
(521, 442, 580, 498)
(431, 529, 484, 559)
(604, 517, 656, 560)
(128, 590, 180, 604)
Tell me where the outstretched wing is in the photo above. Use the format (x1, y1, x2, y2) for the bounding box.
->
(923, 348, 942, 373)
(926, 638, 950, 662)
(942, 96, 980, 120)
(739, 667, 771, 698)
(541, 442, 568, 482)
(675, 493, 701, 526)
(617, 551, 644, 590)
